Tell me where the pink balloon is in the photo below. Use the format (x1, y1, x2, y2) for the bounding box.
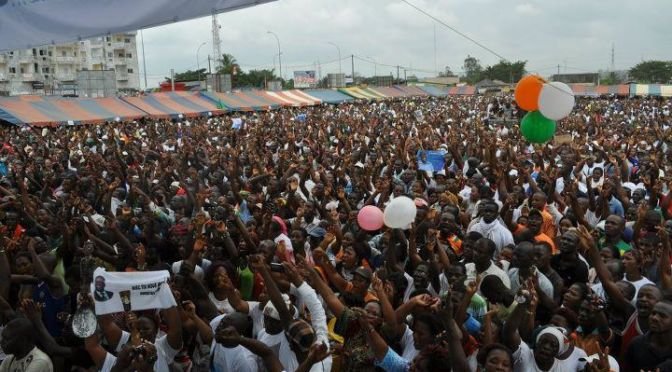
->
(357, 205, 384, 231)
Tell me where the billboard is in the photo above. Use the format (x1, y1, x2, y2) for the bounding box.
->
(294, 71, 317, 88)
(0, 0, 275, 52)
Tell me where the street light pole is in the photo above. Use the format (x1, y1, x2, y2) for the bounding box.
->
(327, 42, 341, 75)
(196, 42, 207, 88)
(267, 31, 282, 81)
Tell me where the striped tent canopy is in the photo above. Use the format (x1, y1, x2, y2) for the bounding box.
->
(0, 95, 144, 127)
(201, 91, 256, 111)
(395, 85, 429, 96)
(263, 90, 321, 107)
(340, 87, 386, 100)
(419, 86, 450, 96)
(447, 86, 476, 95)
(122, 92, 226, 119)
(303, 89, 353, 104)
(570, 84, 629, 97)
(369, 86, 407, 98)
(233, 91, 282, 110)
(595, 85, 629, 96)
(630, 84, 672, 97)
(569, 85, 597, 97)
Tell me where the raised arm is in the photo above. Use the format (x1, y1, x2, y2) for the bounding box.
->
(658, 227, 672, 290)
(578, 225, 635, 315)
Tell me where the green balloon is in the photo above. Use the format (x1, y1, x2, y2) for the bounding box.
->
(521, 111, 556, 143)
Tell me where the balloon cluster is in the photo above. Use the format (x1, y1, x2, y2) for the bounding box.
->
(514, 75, 575, 144)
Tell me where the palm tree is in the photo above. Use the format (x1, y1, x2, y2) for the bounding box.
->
(217, 54, 240, 76)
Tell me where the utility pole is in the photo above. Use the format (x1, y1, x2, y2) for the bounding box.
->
(140, 30, 148, 90)
(611, 42, 615, 71)
(208, 55, 211, 74)
(397, 65, 400, 81)
(557, 64, 560, 76)
(433, 23, 438, 76)
(404, 68, 407, 83)
(170, 69, 175, 91)
(351, 54, 355, 85)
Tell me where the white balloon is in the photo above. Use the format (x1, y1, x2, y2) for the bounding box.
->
(383, 196, 417, 229)
(538, 82, 575, 120)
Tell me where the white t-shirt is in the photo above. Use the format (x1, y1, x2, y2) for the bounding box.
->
(257, 329, 298, 372)
(208, 292, 236, 315)
(210, 314, 261, 372)
(400, 326, 419, 361)
(625, 276, 654, 305)
(171, 259, 212, 281)
(0, 347, 53, 372)
(0, 326, 6, 362)
(115, 330, 179, 372)
(513, 341, 583, 372)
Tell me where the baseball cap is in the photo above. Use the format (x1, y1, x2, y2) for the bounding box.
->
(353, 266, 372, 281)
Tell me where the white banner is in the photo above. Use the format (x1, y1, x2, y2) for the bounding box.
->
(0, 0, 275, 52)
(91, 268, 176, 315)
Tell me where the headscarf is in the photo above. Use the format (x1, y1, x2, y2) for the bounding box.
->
(536, 326, 570, 356)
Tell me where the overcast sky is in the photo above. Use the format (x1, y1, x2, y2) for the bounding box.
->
(138, 0, 672, 88)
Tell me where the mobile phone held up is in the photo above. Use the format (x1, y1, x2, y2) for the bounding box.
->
(270, 263, 285, 273)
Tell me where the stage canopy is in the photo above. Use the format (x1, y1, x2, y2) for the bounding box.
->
(0, 0, 275, 52)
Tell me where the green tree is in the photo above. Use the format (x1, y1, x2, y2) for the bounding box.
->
(629, 60, 672, 83)
(438, 66, 455, 77)
(216, 53, 241, 76)
(164, 68, 207, 82)
(463, 55, 483, 84)
(483, 60, 526, 83)
(235, 69, 277, 89)
(599, 71, 619, 85)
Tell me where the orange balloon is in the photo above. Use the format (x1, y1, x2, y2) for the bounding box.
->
(515, 75, 545, 111)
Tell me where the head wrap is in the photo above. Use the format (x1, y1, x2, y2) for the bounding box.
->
(536, 326, 570, 356)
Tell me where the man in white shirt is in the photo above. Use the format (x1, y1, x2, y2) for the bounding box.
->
(0, 318, 53, 372)
(468, 199, 514, 253)
(465, 237, 511, 290)
(210, 312, 262, 372)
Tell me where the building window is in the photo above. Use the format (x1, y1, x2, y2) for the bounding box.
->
(8, 51, 13, 55)
(39, 50, 45, 56)
(126, 53, 132, 58)
(48, 51, 52, 57)
(62, 51, 67, 57)
(107, 52, 113, 58)
(118, 53, 124, 58)
(20, 67, 25, 73)
(42, 67, 50, 73)
(32, 48, 37, 56)
(73, 51, 77, 56)
(9, 68, 15, 74)
(106, 36, 111, 42)
(124, 38, 131, 43)
(127, 69, 133, 73)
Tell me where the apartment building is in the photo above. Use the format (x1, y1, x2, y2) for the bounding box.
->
(0, 32, 140, 96)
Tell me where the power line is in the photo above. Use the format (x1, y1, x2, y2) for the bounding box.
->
(400, 0, 508, 61)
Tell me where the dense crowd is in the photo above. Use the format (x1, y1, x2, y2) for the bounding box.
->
(0, 93, 671, 372)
